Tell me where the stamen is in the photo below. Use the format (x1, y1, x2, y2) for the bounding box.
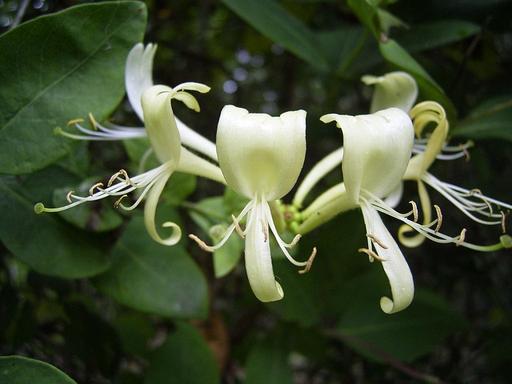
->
(189, 234, 213, 252)
(286, 234, 302, 248)
(434, 205, 443, 232)
(358, 248, 386, 262)
(501, 211, 507, 234)
(66, 190, 75, 203)
(261, 219, 269, 242)
(367, 233, 388, 249)
(114, 195, 128, 208)
(108, 169, 131, 187)
(298, 247, 317, 274)
(409, 200, 419, 222)
(456, 228, 467, 246)
(88, 113, 99, 130)
(89, 182, 104, 195)
(231, 214, 245, 238)
(67, 118, 84, 126)
(462, 145, 471, 162)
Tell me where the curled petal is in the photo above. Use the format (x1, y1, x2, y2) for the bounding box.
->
(362, 71, 418, 113)
(360, 201, 414, 314)
(144, 169, 181, 246)
(245, 199, 284, 302)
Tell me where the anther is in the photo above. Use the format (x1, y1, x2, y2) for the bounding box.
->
(288, 234, 302, 248)
(88, 113, 99, 130)
(114, 195, 128, 208)
(261, 220, 269, 242)
(188, 234, 213, 252)
(108, 169, 131, 187)
(462, 145, 471, 162)
(456, 228, 467, 246)
(501, 211, 507, 234)
(89, 182, 104, 195)
(358, 248, 386, 262)
(409, 200, 419, 222)
(231, 214, 245, 238)
(67, 118, 84, 126)
(367, 233, 388, 249)
(434, 205, 443, 232)
(298, 247, 317, 274)
(66, 190, 75, 203)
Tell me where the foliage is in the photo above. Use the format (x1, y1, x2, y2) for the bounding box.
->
(1, 0, 512, 383)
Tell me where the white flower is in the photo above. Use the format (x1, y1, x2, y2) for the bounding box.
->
(57, 43, 218, 162)
(361, 71, 418, 113)
(36, 84, 224, 246)
(190, 106, 315, 302)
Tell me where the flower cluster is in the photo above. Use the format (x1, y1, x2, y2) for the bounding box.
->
(35, 45, 511, 313)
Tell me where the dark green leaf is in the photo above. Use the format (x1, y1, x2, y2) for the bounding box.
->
(0, 356, 77, 384)
(452, 96, 512, 141)
(222, 0, 330, 71)
(379, 39, 457, 119)
(0, 173, 111, 278)
(0, 1, 147, 174)
(338, 270, 467, 362)
(144, 322, 220, 384)
(396, 20, 480, 53)
(347, 0, 380, 38)
(95, 215, 208, 319)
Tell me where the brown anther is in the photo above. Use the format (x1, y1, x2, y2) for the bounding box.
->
(456, 228, 467, 246)
(89, 182, 104, 195)
(358, 247, 386, 262)
(434, 205, 443, 232)
(501, 211, 507, 234)
(88, 113, 98, 130)
(231, 214, 245, 238)
(367, 233, 388, 249)
(67, 118, 84, 126)
(469, 188, 482, 196)
(462, 146, 471, 162)
(188, 234, 213, 252)
(261, 220, 269, 242)
(409, 200, 419, 222)
(66, 190, 75, 203)
(298, 247, 317, 274)
(288, 234, 302, 248)
(114, 195, 128, 208)
(107, 169, 131, 187)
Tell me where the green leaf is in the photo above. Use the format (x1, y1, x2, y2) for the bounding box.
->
(337, 270, 467, 362)
(95, 214, 209, 319)
(452, 96, 512, 141)
(245, 337, 293, 384)
(0, 172, 111, 278)
(144, 322, 220, 384)
(379, 38, 457, 119)
(222, 0, 330, 71)
(0, 1, 147, 174)
(347, 0, 380, 38)
(0, 356, 77, 384)
(396, 20, 480, 53)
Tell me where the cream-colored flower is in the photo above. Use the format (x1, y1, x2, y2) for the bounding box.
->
(190, 106, 315, 302)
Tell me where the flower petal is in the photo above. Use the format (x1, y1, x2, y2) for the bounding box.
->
(321, 108, 414, 205)
(144, 168, 182, 246)
(360, 201, 414, 314)
(217, 105, 306, 200)
(244, 199, 284, 302)
(362, 71, 418, 113)
(141, 85, 181, 164)
(125, 43, 157, 121)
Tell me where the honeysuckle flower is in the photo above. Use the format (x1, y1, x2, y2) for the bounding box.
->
(56, 43, 218, 162)
(361, 71, 418, 113)
(189, 105, 316, 302)
(35, 83, 225, 246)
(310, 108, 416, 313)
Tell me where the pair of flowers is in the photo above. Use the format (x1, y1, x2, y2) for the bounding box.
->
(36, 44, 511, 314)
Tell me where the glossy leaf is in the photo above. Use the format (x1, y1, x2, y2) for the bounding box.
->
(0, 171, 111, 278)
(95, 214, 208, 319)
(222, 0, 330, 71)
(0, 356, 77, 384)
(144, 322, 220, 384)
(452, 95, 512, 141)
(0, 1, 147, 174)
